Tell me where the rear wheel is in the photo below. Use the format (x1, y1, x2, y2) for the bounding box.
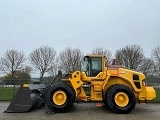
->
(46, 81, 75, 113)
(105, 84, 136, 114)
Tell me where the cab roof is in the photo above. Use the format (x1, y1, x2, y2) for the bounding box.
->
(84, 54, 106, 58)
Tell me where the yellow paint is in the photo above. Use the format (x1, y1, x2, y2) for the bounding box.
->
(139, 86, 156, 100)
(53, 90, 67, 105)
(65, 54, 156, 103)
(77, 86, 88, 101)
(114, 92, 129, 107)
(103, 77, 133, 97)
(69, 71, 84, 96)
(91, 81, 103, 101)
(23, 84, 28, 88)
(81, 72, 107, 81)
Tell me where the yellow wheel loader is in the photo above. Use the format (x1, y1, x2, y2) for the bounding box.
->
(5, 54, 156, 114)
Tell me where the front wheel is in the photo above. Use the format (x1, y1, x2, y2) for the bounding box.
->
(105, 84, 136, 114)
(46, 81, 75, 113)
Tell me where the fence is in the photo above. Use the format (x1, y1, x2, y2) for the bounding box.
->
(0, 78, 160, 102)
(0, 78, 52, 100)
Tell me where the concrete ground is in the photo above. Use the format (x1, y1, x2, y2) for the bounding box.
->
(0, 101, 160, 120)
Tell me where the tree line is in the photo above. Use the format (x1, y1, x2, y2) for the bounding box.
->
(0, 45, 160, 81)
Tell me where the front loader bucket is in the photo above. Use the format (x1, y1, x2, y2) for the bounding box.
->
(5, 84, 46, 113)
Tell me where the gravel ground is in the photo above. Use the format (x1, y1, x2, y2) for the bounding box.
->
(0, 102, 160, 120)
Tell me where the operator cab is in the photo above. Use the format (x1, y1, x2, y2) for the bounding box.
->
(82, 55, 103, 77)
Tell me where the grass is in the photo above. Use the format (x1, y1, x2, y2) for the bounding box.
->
(0, 87, 160, 102)
(150, 88, 160, 102)
(0, 87, 19, 101)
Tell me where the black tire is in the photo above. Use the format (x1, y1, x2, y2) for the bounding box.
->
(105, 84, 136, 114)
(30, 90, 45, 110)
(46, 81, 75, 113)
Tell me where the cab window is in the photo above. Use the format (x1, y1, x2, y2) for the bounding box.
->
(90, 57, 102, 77)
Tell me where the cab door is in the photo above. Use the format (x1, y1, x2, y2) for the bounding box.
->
(87, 57, 102, 77)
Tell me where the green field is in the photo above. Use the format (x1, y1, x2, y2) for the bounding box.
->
(0, 87, 19, 100)
(0, 87, 160, 102)
(151, 88, 160, 102)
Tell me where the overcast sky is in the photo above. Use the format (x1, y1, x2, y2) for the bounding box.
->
(0, 0, 160, 58)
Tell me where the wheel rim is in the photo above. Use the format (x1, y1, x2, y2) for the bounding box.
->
(114, 92, 129, 107)
(53, 90, 67, 105)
